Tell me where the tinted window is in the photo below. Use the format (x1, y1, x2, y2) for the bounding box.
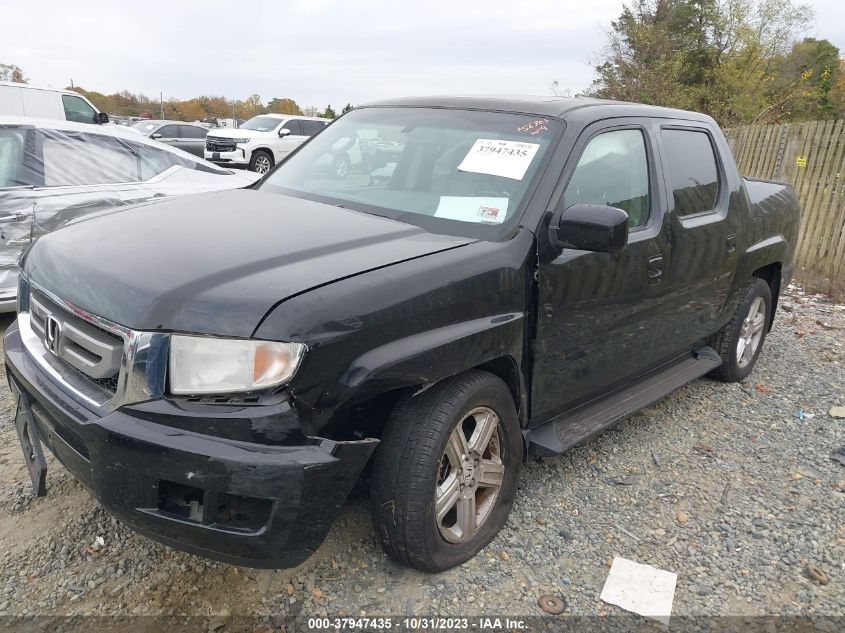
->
(563, 129, 650, 228)
(282, 120, 302, 135)
(155, 125, 179, 138)
(300, 120, 325, 137)
(662, 129, 720, 216)
(0, 129, 27, 187)
(61, 95, 97, 124)
(179, 125, 207, 139)
(41, 131, 139, 186)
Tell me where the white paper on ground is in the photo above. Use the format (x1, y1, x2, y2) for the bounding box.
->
(434, 196, 509, 224)
(600, 556, 677, 626)
(457, 139, 540, 180)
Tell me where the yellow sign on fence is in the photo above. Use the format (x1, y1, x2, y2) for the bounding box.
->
(796, 156, 808, 167)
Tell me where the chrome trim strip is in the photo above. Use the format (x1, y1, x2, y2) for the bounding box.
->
(19, 279, 168, 413)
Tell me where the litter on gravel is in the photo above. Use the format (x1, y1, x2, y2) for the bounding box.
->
(600, 556, 677, 626)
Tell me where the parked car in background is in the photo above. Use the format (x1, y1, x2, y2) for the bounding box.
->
(0, 81, 110, 125)
(5, 96, 799, 572)
(204, 114, 329, 173)
(0, 116, 259, 311)
(131, 120, 209, 157)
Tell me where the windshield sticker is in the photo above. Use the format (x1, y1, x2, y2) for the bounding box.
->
(457, 139, 540, 180)
(434, 196, 509, 224)
(517, 118, 550, 135)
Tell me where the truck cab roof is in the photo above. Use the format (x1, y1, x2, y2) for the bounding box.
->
(362, 94, 715, 124)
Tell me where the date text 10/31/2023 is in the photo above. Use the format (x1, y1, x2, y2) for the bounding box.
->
(307, 617, 528, 630)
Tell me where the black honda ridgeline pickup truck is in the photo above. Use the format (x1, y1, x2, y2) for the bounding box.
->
(7, 96, 799, 572)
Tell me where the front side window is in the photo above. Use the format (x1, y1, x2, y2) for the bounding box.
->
(662, 129, 720, 216)
(563, 129, 651, 228)
(260, 107, 562, 239)
(155, 125, 178, 138)
(281, 120, 302, 136)
(240, 116, 284, 132)
(61, 95, 97, 124)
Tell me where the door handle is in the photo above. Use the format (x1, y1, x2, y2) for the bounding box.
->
(726, 234, 737, 253)
(647, 255, 664, 283)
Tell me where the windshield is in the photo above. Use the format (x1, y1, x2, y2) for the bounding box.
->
(259, 107, 562, 239)
(131, 121, 159, 135)
(240, 116, 283, 132)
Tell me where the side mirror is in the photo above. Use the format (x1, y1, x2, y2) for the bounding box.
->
(549, 204, 629, 254)
(96, 112, 109, 124)
(278, 128, 291, 137)
(150, 133, 162, 139)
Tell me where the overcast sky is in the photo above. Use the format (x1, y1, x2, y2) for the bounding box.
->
(3, 0, 844, 109)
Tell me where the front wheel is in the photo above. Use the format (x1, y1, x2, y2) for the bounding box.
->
(711, 278, 772, 382)
(249, 150, 274, 174)
(370, 370, 522, 572)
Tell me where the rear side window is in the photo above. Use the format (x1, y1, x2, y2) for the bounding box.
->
(179, 125, 207, 139)
(563, 129, 651, 228)
(61, 94, 97, 124)
(0, 129, 27, 187)
(300, 120, 325, 137)
(661, 129, 720, 216)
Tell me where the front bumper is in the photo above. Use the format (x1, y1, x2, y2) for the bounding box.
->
(4, 321, 377, 568)
(204, 147, 249, 167)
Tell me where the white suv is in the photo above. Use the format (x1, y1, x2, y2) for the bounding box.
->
(204, 114, 329, 173)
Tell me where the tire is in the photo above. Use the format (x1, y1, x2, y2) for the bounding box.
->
(249, 150, 273, 174)
(370, 370, 522, 572)
(710, 278, 772, 382)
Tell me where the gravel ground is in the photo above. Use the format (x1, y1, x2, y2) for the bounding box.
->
(0, 284, 842, 619)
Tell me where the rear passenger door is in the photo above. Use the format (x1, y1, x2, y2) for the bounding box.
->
(658, 124, 739, 347)
(532, 119, 676, 421)
(176, 124, 208, 157)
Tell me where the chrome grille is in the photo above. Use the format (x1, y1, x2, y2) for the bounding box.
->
(29, 291, 123, 393)
(206, 137, 237, 152)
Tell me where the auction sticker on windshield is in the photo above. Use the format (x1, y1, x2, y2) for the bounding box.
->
(458, 139, 540, 180)
(434, 196, 509, 224)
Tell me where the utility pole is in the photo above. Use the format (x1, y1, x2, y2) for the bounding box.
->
(160, 92, 164, 119)
(70, 78, 74, 89)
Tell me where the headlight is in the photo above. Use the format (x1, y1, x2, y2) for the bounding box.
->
(231, 138, 252, 144)
(169, 335, 305, 395)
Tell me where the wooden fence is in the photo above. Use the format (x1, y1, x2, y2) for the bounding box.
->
(724, 120, 845, 281)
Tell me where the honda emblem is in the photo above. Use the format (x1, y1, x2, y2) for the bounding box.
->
(44, 315, 62, 356)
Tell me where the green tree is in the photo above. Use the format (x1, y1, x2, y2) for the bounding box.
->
(590, 0, 817, 126)
(0, 63, 27, 83)
(322, 104, 337, 119)
(341, 103, 354, 114)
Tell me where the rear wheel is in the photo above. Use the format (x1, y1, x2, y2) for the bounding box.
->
(249, 150, 273, 174)
(711, 278, 772, 382)
(333, 155, 350, 178)
(370, 370, 521, 572)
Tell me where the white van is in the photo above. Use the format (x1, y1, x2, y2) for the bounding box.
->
(0, 81, 109, 125)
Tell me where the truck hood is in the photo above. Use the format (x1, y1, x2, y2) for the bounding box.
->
(24, 189, 473, 338)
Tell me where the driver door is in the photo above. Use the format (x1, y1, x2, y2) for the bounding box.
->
(531, 119, 677, 423)
(274, 119, 305, 162)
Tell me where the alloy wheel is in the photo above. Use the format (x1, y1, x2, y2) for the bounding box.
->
(254, 155, 272, 174)
(737, 296, 766, 368)
(435, 407, 505, 544)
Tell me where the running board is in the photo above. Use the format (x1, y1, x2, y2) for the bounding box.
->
(525, 346, 722, 457)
